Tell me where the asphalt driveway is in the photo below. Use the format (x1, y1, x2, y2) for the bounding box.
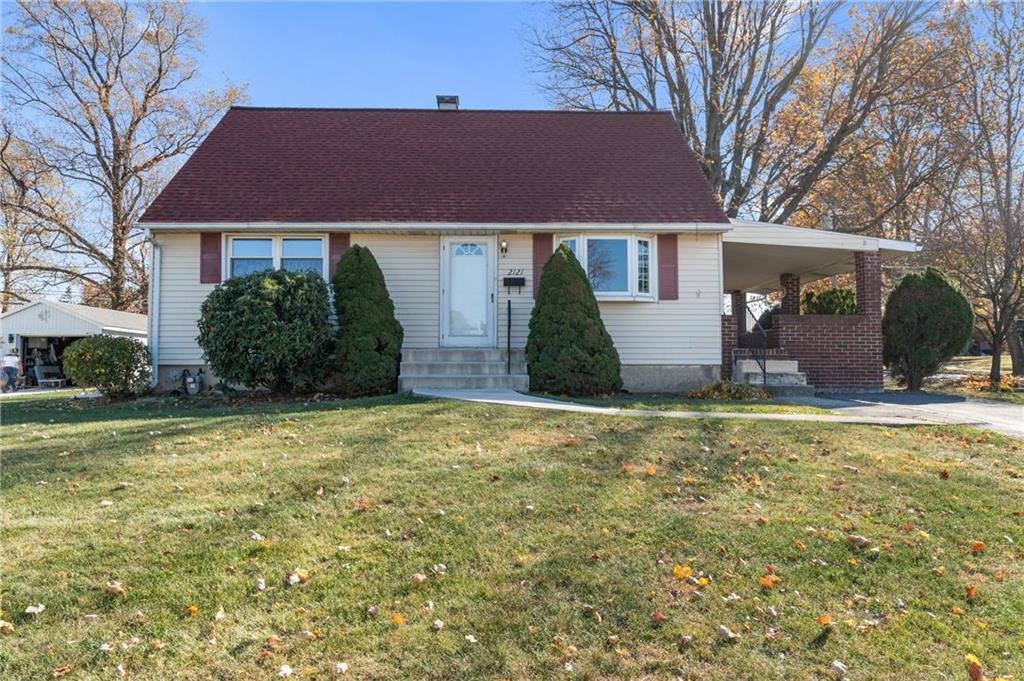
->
(814, 392, 1024, 439)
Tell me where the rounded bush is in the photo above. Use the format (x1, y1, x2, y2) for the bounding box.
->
(883, 267, 974, 391)
(63, 335, 151, 399)
(331, 245, 404, 397)
(802, 287, 856, 315)
(526, 243, 622, 395)
(197, 269, 332, 393)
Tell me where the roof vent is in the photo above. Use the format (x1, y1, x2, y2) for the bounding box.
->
(436, 95, 459, 111)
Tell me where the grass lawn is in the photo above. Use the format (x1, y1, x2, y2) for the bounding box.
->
(532, 393, 833, 414)
(2, 393, 1023, 680)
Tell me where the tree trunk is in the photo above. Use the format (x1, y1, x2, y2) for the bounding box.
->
(1009, 325, 1024, 376)
(989, 342, 1003, 385)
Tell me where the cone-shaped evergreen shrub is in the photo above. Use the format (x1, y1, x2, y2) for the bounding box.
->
(527, 244, 621, 395)
(332, 245, 404, 396)
(883, 267, 974, 391)
(197, 269, 332, 393)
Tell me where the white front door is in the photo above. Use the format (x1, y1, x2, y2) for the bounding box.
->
(440, 237, 496, 347)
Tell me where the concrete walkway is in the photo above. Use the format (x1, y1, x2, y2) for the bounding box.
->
(413, 388, 968, 428)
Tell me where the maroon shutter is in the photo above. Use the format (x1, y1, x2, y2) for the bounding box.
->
(657, 233, 678, 300)
(329, 233, 350, 278)
(199, 232, 222, 284)
(532, 233, 553, 299)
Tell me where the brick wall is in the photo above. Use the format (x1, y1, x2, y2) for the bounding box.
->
(780, 274, 801, 315)
(721, 314, 738, 381)
(771, 314, 883, 390)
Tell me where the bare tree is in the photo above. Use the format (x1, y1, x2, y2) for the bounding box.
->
(0, 128, 83, 311)
(533, 1, 935, 222)
(2, 0, 243, 311)
(930, 1, 1024, 383)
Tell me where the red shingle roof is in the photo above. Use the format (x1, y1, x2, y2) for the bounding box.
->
(140, 107, 729, 225)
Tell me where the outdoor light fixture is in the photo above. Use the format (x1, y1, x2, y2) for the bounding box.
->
(500, 239, 508, 255)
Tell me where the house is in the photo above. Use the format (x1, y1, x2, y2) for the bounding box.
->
(139, 102, 916, 394)
(0, 300, 147, 387)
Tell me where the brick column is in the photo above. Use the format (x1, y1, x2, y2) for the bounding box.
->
(855, 252, 882, 317)
(730, 290, 746, 333)
(780, 274, 801, 315)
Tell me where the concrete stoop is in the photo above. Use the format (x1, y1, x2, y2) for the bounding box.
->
(399, 348, 529, 391)
(733, 358, 816, 397)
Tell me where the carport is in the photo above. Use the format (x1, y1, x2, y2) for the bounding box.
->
(0, 300, 147, 388)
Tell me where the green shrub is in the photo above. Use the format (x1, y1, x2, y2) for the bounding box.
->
(883, 267, 974, 391)
(331, 245, 404, 396)
(756, 305, 780, 330)
(62, 335, 151, 399)
(197, 269, 332, 393)
(802, 287, 856, 315)
(527, 243, 621, 395)
(686, 380, 771, 401)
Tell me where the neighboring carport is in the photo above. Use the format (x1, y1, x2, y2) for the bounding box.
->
(0, 300, 147, 388)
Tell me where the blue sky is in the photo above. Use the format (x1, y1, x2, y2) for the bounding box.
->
(193, 1, 550, 109)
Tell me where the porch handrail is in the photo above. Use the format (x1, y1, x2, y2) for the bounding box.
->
(743, 300, 769, 386)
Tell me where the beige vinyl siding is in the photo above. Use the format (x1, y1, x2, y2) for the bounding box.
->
(598, 233, 722, 365)
(353, 235, 440, 349)
(155, 233, 214, 365)
(153, 230, 723, 370)
(496, 234, 532, 350)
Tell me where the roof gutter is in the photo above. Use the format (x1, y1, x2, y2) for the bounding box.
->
(138, 221, 735, 234)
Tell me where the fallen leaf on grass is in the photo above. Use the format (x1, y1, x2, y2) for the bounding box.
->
(0, 620, 13, 635)
(817, 614, 834, 626)
(106, 581, 125, 597)
(25, 604, 45, 615)
(390, 613, 406, 626)
(51, 666, 73, 678)
(673, 564, 693, 580)
(971, 541, 985, 555)
(286, 569, 309, 586)
(185, 605, 198, 617)
(717, 624, 738, 641)
(966, 585, 977, 601)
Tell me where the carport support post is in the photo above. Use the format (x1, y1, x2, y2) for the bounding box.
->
(730, 290, 747, 333)
(855, 252, 882, 317)
(780, 274, 801, 315)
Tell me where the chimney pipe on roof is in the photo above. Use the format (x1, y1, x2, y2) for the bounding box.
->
(436, 95, 459, 111)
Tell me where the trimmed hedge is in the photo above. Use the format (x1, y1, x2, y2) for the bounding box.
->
(63, 335, 151, 399)
(883, 267, 974, 391)
(196, 269, 332, 393)
(526, 243, 621, 395)
(331, 245, 404, 396)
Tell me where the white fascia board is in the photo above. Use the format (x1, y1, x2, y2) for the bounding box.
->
(726, 219, 918, 252)
(139, 221, 735, 234)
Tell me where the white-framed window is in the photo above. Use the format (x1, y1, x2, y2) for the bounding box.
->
(556, 234, 656, 300)
(227, 236, 326, 279)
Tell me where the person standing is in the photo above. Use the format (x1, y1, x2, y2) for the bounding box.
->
(2, 349, 22, 393)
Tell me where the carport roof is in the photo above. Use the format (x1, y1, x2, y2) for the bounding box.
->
(1, 300, 148, 335)
(723, 220, 919, 293)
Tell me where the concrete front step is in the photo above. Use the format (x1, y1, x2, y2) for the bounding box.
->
(401, 361, 528, 376)
(766, 384, 817, 398)
(736, 371, 809, 386)
(399, 374, 530, 391)
(734, 359, 799, 374)
(402, 348, 526, 363)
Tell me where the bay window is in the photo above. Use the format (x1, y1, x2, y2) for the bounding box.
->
(557, 234, 656, 300)
(228, 236, 325, 278)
